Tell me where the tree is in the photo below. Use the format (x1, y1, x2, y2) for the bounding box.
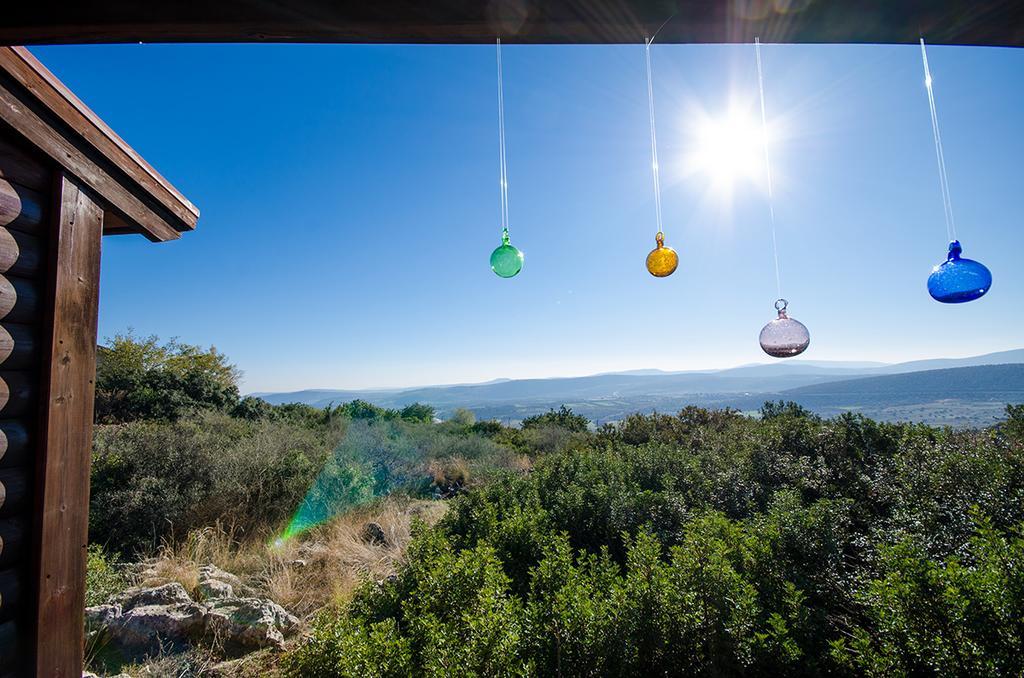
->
(232, 395, 275, 420)
(521, 405, 590, 433)
(759, 400, 817, 420)
(450, 408, 476, 426)
(1002, 403, 1024, 442)
(400, 403, 436, 423)
(95, 331, 241, 423)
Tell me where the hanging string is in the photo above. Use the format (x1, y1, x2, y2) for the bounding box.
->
(754, 37, 783, 300)
(496, 38, 510, 236)
(920, 38, 958, 243)
(644, 38, 664, 237)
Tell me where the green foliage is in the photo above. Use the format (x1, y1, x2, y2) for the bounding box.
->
(449, 407, 477, 426)
(283, 615, 412, 677)
(231, 395, 276, 420)
(1003, 403, 1024, 442)
(90, 412, 333, 555)
(85, 544, 128, 607)
(520, 405, 590, 433)
(759, 400, 818, 420)
(288, 406, 1024, 676)
(341, 399, 396, 421)
(833, 516, 1024, 676)
(95, 332, 241, 423)
(400, 403, 436, 423)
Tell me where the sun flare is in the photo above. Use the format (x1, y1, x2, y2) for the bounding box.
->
(686, 108, 766, 195)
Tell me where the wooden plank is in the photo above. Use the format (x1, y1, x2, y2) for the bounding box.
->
(0, 87, 181, 243)
(0, 49, 198, 230)
(0, 137, 48, 193)
(30, 173, 102, 678)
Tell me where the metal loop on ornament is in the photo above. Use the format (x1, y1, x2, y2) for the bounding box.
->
(655, 231, 665, 247)
(774, 299, 788, 312)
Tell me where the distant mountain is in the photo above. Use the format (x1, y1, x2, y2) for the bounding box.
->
(869, 349, 1024, 375)
(254, 349, 1024, 427)
(741, 363, 1024, 427)
(784, 363, 1024, 398)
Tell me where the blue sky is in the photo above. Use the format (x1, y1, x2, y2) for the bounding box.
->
(29, 43, 1024, 393)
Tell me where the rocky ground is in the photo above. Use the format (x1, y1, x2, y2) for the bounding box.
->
(86, 566, 298, 674)
(83, 498, 448, 677)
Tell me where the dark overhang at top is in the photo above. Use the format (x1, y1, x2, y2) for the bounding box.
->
(1, 0, 1023, 47)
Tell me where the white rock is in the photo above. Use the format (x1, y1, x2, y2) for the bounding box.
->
(199, 564, 242, 588)
(84, 603, 122, 634)
(203, 597, 300, 651)
(198, 577, 235, 601)
(114, 582, 193, 611)
(108, 602, 207, 650)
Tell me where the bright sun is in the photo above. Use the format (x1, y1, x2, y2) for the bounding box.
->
(686, 108, 766, 194)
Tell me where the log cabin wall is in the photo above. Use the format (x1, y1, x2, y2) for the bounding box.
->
(0, 133, 48, 678)
(0, 46, 197, 677)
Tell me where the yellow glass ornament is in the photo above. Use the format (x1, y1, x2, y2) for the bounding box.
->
(645, 231, 678, 277)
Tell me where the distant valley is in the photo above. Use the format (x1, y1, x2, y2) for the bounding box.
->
(255, 349, 1024, 427)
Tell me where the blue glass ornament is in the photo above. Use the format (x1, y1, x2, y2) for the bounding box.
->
(490, 229, 523, 278)
(927, 240, 991, 303)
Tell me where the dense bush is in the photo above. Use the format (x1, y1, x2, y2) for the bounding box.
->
(85, 544, 128, 607)
(287, 405, 1024, 676)
(95, 332, 242, 423)
(90, 412, 336, 555)
(91, 394, 527, 555)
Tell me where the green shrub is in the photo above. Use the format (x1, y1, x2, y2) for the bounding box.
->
(286, 405, 1024, 676)
(833, 517, 1024, 676)
(85, 544, 127, 606)
(521, 405, 590, 433)
(90, 412, 333, 555)
(95, 332, 241, 423)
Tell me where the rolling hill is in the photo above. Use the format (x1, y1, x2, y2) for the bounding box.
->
(255, 350, 1024, 427)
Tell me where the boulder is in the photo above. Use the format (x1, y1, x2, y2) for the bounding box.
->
(114, 582, 192, 611)
(108, 601, 208, 651)
(204, 597, 300, 653)
(199, 565, 242, 589)
(198, 577, 234, 601)
(360, 521, 388, 546)
(87, 579, 301, 661)
(84, 603, 121, 634)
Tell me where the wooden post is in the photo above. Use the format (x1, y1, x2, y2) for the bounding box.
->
(30, 173, 101, 677)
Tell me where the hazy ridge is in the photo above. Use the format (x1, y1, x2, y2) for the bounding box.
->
(255, 349, 1024, 427)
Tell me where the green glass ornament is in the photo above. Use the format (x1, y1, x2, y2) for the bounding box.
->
(490, 229, 523, 278)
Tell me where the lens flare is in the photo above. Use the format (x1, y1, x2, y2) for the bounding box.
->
(271, 425, 380, 545)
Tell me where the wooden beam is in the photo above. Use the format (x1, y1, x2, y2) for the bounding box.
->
(0, 48, 198, 242)
(1, 0, 1024, 47)
(0, 49, 198, 230)
(0, 87, 181, 243)
(30, 173, 101, 678)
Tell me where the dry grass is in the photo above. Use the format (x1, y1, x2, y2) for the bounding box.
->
(141, 497, 447, 618)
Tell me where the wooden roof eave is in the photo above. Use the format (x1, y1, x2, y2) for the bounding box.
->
(1, 0, 1024, 47)
(0, 46, 197, 242)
